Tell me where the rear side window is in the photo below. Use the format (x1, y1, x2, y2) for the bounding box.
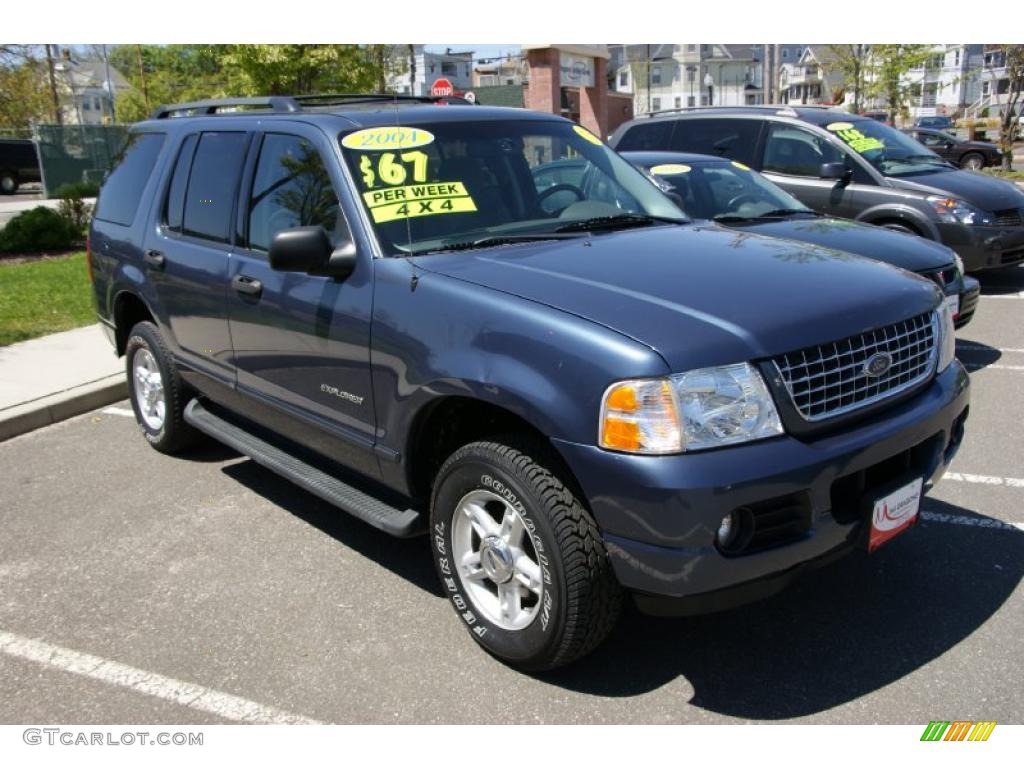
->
(614, 120, 675, 151)
(95, 133, 165, 226)
(670, 119, 762, 165)
(164, 134, 198, 233)
(181, 132, 248, 243)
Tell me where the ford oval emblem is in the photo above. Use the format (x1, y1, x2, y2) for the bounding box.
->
(864, 352, 893, 378)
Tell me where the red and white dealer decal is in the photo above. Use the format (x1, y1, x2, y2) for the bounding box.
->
(869, 477, 923, 551)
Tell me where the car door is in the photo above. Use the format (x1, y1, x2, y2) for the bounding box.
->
(759, 122, 862, 219)
(913, 130, 956, 163)
(143, 130, 248, 389)
(226, 124, 379, 477)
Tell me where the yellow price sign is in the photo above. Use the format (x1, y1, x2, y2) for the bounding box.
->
(342, 126, 435, 151)
(573, 125, 604, 146)
(359, 150, 430, 189)
(362, 181, 477, 224)
(650, 163, 691, 175)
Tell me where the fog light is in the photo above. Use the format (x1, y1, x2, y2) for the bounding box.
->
(717, 512, 738, 548)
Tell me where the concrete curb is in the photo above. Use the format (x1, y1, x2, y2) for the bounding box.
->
(0, 374, 127, 442)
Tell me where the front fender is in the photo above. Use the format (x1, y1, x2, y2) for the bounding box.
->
(855, 202, 941, 240)
(369, 258, 669, 491)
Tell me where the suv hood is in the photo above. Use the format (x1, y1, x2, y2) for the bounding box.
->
(887, 168, 1024, 211)
(736, 216, 954, 274)
(416, 224, 941, 372)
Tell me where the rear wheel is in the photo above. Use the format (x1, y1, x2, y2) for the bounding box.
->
(0, 171, 17, 195)
(960, 152, 985, 170)
(430, 438, 622, 671)
(124, 321, 200, 454)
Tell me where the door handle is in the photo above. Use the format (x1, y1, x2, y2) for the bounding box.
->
(144, 249, 165, 268)
(232, 274, 262, 298)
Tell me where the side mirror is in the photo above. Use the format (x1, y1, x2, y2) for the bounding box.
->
(820, 162, 852, 184)
(268, 226, 356, 279)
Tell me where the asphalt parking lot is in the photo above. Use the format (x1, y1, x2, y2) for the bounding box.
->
(1, 267, 1023, 725)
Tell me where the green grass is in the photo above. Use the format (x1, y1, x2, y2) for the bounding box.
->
(981, 167, 1024, 181)
(0, 252, 94, 346)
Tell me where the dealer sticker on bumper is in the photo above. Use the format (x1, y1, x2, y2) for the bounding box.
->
(869, 477, 923, 552)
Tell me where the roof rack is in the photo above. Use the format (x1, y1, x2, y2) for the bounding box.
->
(634, 103, 843, 119)
(151, 97, 301, 119)
(151, 93, 469, 120)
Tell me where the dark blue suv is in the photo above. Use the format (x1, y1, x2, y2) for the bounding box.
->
(89, 95, 970, 671)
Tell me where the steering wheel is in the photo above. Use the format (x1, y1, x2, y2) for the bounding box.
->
(725, 193, 763, 211)
(537, 183, 584, 206)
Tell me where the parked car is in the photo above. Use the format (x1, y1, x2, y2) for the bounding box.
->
(914, 116, 954, 131)
(862, 110, 891, 125)
(90, 96, 969, 671)
(902, 128, 1003, 170)
(623, 150, 979, 328)
(610, 105, 1024, 271)
(0, 138, 42, 194)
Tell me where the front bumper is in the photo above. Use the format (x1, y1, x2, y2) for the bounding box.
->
(956, 276, 980, 329)
(937, 222, 1024, 272)
(552, 361, 970, 614)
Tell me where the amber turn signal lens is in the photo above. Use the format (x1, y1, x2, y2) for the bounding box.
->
(599, 379, 682, 454)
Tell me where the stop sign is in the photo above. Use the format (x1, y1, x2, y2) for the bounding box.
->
(430, 78, 454, 97)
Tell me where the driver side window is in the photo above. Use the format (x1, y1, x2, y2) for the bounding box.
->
(248, 134, 341, 253)
(763, 124, 845, 177)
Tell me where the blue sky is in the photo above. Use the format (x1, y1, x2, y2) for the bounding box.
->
(425, 45, 520, 62)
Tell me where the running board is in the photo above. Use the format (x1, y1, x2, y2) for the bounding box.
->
(184, 399, 424, 538)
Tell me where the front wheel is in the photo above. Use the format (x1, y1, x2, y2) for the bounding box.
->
(960, 152, 985, 171)
(430, 439, 622, 671)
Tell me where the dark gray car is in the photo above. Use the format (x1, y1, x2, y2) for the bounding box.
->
(610, 106, 1024, 271)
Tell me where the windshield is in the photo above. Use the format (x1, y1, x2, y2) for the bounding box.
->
(644, 160, 810, 220)
(339, 120, 687, 255)
(823, 119, 951, 177)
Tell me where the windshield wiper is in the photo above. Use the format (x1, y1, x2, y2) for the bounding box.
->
(423, 233, 584, 254)
(712, 209, 816, 223)
(554, 213, 683, 233)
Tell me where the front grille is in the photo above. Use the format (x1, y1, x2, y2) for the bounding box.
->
(773, 312, 937, 422)
(922, 266, 957, 287)
(1000, 247, 1024, 265)
(994, 208, 1023, 227)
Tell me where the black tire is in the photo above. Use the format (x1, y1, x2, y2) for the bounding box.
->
(960, 152, 985, 170)
(124, 321, 200, 454)
(430, 437, 622, 671)
(0, 170, 18, 195)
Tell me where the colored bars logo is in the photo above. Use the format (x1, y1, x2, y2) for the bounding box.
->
(921, 721, 997, 741)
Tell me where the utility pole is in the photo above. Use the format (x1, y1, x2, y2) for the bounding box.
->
(45, 44, 62, 125)
(102, 44, 115, 122)
(408, 45, 416, 96)
(646, 44, 652, 113)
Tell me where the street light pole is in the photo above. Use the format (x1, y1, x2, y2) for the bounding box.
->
(704, 72, 714, 106)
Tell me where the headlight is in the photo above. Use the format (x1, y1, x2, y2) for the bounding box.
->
(935, 306, 956, 373)
(599, 363, 783, 454)
(927, 195, 991, 226)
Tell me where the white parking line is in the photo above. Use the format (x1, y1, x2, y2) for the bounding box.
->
(102, 407, 136, 417)
(964, 363, 1024, 372)
(921, 510, 1024, 533)
(944, 471, 1024, 488)
(0, 630, 324, 725)
(957, 342, 1024, 354)
(983, 292, 1024, 299)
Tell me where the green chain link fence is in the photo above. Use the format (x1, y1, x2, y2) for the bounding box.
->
(32, 123, 129, 197)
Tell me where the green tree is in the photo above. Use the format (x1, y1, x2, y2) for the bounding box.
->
(866, 44, 932, 124)
(109, 44, 229, 122)
(988, 45, 1024, 170)
(825, 44, 869, 113)
(220, 44, 384, 95)
(0, 46, 52, 131)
